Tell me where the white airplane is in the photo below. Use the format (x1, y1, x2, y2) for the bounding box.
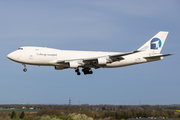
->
(7, 31, 172, 75)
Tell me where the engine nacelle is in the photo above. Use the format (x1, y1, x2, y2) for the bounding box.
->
(68, 61, 80, 68)
(97, 57, 107, 65)
(55, 66, 64, 70)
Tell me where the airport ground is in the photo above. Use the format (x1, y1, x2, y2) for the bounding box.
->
(0, 104, 179, 120)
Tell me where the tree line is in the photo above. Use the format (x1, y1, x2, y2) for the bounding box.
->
(0, 104, 180, 120)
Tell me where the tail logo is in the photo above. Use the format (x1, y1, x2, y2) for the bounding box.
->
(151, 38, 162, 49)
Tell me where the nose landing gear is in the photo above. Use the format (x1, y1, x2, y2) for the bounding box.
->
(23, 64, 27, 72)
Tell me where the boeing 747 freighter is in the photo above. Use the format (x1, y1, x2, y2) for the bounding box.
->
(7, 31, 173, 75)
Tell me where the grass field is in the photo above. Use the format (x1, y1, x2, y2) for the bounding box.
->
(0, 109, 40, 113)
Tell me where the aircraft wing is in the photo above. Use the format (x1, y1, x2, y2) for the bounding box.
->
(84, 50, 141, 68)
(56, 50, 141, 68)
(110, 50, 140, 57)
(108, 50, 140, 61)
(82, 50, 140, 63)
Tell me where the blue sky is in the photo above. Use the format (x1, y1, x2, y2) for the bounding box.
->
(0, 0, 180, 105)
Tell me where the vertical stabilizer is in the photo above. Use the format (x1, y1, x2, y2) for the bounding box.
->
(138, 31, 169, 54)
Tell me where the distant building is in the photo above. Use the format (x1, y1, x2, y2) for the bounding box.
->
(29, 107, 34, 109)
(22, 106, 26, 109)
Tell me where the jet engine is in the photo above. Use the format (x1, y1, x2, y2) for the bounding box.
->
(55, 66, 64, 70)
(68, 61, 80, 68)
(97, 57, 107, 65)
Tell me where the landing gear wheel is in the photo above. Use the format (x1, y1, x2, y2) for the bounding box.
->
(23, 68, 27, 72)
(77, 72, 81, 75)
(75, 68, 81, 75)
(89, 71, 93, 74)
(82, 68, 93, 75)
(23, 64, 27, 72)
(75, 69, 79, 72)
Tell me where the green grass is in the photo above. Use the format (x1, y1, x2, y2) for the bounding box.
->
(0, 109, 40, 113)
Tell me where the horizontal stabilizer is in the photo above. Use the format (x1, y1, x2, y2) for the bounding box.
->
(144, 54, 173, 59)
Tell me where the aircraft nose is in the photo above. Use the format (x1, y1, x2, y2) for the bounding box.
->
(7, 53, 12, 59)
(7, 52, 16, 61)
(7, 53, 10, 59)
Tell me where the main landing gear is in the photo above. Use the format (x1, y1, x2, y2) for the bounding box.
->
(75, 68, 93, 75)
(82, 68, 93, 75)
(75, 68, 81, 75)
(23, 64, 27, 72)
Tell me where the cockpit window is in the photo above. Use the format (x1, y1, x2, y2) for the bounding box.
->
(18, 48, 23, 50)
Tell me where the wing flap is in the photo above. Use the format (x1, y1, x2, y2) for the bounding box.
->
(83, 58, 97, 63)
